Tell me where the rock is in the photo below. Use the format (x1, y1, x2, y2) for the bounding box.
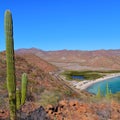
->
(59, 100, 68, 107)
(69, 100, 78, 107)
(19, 106, 50, 120)
(46, 104, 54, 114)
(46, 105, 53, 111)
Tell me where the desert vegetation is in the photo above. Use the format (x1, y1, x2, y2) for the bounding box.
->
(62, 70, 120, 81)
(4, 10, 28, 120)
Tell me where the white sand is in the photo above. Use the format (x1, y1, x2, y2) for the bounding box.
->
(71, 73, 120, 90)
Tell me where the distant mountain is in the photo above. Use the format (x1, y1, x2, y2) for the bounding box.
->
(16, 48, 120, 70)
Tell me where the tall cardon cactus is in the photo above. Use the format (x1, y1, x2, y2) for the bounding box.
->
(4, 10, 16, 120)
(4, 10, 28, 120)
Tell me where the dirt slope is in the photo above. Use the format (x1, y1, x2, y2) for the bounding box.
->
(0, 52, 80, 119)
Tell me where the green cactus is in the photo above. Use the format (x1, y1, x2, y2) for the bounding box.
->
(16, 73, 27, 110)
(16, 74, 28, 110)
(21, 73, 28, 105)
(106, 83, 110, 99)
(4, 10, 16, 120)
(16, 88, 21, 110)
(96, 86, 101, 99)
(5, 10, 28, 119)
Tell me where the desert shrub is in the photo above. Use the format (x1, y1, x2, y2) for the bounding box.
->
(0, 97, 8, 109)
(40, 90, 61, 107)
(2, 81, 7, 90)
(64, 90, 72, 97)
(63, 70, 105, 80)
(32, 86, 45, 95)
(112, 92, 120, 101)
(0, 97, 4, 106)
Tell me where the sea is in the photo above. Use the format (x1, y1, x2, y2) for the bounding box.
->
(87, 76, 120, 95)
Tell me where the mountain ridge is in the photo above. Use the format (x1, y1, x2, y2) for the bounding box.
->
(16, 48, 120, 70)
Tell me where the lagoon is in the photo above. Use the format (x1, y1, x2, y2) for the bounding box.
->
(72, 75, 84, 80)
(87, 76, 120, 95)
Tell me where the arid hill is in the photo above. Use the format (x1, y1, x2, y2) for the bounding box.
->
(1, 50, 120, 119)
(17, 53, 58, 73)
(16, 48, 120, 70)
(0, 51, 80, 119)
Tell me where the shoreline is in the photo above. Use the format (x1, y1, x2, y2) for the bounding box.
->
(71, 73, 120, 90)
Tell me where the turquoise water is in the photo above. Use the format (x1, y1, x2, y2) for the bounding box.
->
(87, 76, 120, 95)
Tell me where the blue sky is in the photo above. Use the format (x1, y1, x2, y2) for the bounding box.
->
(0, 0, 120, 51)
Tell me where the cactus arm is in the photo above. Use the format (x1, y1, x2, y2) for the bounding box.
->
(21, 73, 28, 105)
(16, 88, 21, 110)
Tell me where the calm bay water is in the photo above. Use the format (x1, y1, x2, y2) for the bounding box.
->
(87, 76, 120, 95)
(72, 75, 84, 80)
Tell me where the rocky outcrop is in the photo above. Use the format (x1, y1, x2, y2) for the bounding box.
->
(46, 100, 120, 120)
(0, 106, 49, 120)
(19, 106, 50, 120)
(1, 100, 120, 120)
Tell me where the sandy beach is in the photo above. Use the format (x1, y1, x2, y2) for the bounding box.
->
(71, 73, 120, 90)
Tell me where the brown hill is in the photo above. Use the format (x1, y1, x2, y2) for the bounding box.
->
(0, 51, 80, 119)
(1, 50, 120, 119)
(17, 53, 58, 73)
(16, 48, 120, 70)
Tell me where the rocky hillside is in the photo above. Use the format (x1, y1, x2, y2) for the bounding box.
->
(17, 53, 58, 73)
(16, 48, 120, 70)
(46, 100, 120, 120)
(0, 52, 80, 119)
(1, 50, 120, 120)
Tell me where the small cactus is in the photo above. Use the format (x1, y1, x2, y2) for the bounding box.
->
(16, 88, 21, 110)
(106, 83, 110, 99)
(16, 73, 28, 110)
(96, 86, 101, 99)
(21, 73, 28, 105)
